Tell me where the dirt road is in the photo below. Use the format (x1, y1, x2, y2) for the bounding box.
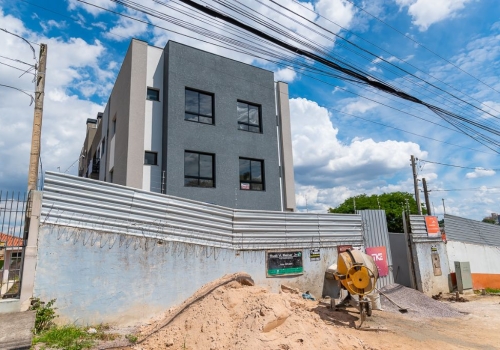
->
(323, 294, 500, 349)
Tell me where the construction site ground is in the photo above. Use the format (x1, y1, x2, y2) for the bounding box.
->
(97, 275, 500, 350)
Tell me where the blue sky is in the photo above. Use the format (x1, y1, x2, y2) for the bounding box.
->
(1, 0, 499, 221)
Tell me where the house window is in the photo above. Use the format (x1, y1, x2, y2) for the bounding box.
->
(237, 101, 261, 133)
(144, 151, 158, 165)
(185, 88, 214, 124)
(184, 151, 215, 188)
(239, 158, 264, 190)
(147, 88, 160, 101)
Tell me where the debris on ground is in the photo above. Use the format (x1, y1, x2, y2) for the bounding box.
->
(134, 273, 367, 350)
(433, 291, 469, 302)
(379, 284, 463, 318)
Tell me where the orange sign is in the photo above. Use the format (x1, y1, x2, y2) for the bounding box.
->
(425, 216, 440, 237)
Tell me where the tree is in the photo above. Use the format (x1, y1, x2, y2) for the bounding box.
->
(328, 192, 422, 233)
(482, 217, 497, 225)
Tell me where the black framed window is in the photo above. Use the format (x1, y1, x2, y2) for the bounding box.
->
(147, 88, 160, 101)
(184, 151, 215, 187)
(185, 89, 214, 124)
(237, 101, 261, 133)
(239, 158, 264, 190)
(144, 151, 158, 165)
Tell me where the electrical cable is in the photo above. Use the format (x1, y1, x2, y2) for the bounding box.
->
(342, 0, 500, 96)
(419, 159, 500, 171)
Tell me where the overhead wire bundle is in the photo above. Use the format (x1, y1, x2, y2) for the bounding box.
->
(76, 0, 500, 154)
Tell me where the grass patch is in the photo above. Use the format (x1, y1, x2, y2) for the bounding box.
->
(33, 325, 94, 350)
(33, 324, 120, 349)
(485, 287, 500, 294)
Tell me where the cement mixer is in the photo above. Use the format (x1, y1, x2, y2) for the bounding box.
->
(329, 249, 379, 328)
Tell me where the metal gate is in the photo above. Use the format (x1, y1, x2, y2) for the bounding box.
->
(0, 191, 27, 299)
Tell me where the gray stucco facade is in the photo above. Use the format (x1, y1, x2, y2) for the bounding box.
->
(162, 42, 281, 210)
(80, 39, 295, 211)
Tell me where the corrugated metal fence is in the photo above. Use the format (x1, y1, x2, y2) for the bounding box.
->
(358, 210, 394, 288)
(41, 172, 363, 250)
(444, 213, 500, 246)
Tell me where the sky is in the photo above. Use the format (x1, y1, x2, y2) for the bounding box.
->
(1, 0, 499, 222)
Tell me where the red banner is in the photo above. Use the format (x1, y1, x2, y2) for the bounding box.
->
(365, 246, 389, 277)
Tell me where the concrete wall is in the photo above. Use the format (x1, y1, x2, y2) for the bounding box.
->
(143, 46, 164, 193)
(106, 39, 147, 188)
(447, 240, 500, 289)
(413, 241, 451, 295)
(33, 226, 344, 326)
(162, 41, 282, 210)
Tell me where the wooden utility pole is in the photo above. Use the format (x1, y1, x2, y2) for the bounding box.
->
(422, 178, 431, 215)
(27, 44, 47, 191)
(410, 155, 422, 215)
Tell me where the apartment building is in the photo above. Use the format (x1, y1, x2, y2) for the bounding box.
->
(79, 39, 295, 211)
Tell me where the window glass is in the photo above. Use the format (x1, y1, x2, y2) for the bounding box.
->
(147, 88, 160, 101)
(184, 151, 215, 187)
(239, 158, 264, 190)
(144, 151, 158, 165)
(199, 94, 213, 116)
(184, 152, 199, 177)
(237, 101, 261, 133)
(185, 89, 198, 113)
(249, 105, 259, 125)
(185, 89, 214, 124)
(199, 154, 213, 178)
(239, 158, 251, 181)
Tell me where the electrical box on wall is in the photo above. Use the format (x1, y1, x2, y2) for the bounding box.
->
(455, 261, 473, 293)
(431, 246, 442, 276)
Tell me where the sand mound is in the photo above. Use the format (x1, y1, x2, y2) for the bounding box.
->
(379, 284, 463, 318)
(134, 273, 367, 350)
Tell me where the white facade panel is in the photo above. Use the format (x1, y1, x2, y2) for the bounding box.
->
(109, 135, 115, 171)
(143, 46, 164, 193)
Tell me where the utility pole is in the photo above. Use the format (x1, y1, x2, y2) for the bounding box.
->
(410, 155, 422, 215)
(442, 198, 446, 216)
(422, 178, 431, 216)
(27, 44, 47, 191)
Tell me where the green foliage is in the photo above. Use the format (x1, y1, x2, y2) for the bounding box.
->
(485, 287, 500, 294)
(482, 218, 497, 224)
(126, 334, 138, 343)
(328, 192, 421, 233)
(32, 325, 94, 350)
(29, 298, 58, 335)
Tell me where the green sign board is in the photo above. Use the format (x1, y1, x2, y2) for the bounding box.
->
(267, 251, 303, 276)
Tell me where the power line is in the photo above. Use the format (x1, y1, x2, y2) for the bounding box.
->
(342, 0, 500, 96)
(329, 107, 491, 154)
(0, 55, 35, 67)
(0, 28, 38, 60)
(419, 159, 500, 171)
(0, 83, 34, 105)
(429, 187, 500, 192)
(0, 61, 36, 75)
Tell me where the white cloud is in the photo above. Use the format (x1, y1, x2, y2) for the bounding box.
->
(67, 0, 116, 16)
(395, 0, 473, 31)
(0, 8, 109, 190)
(342, 99, 378, 114)
(465, 168, 496, 179)
(274, 67, 297, 83)
(290, 97, 427, 189)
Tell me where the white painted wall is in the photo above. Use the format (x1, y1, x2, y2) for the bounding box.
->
(447, 240, 500, 275)
(109, 135, 115, 171)
(34, 226, 345, 326)
(143, 46, 164, 193)
(413, 241, 451, 295)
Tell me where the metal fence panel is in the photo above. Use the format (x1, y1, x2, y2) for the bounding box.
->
(444, 214, 500, 246)
(0, 191, 27, 299)
(358, 210, 394, 288)
(41, 172, 363, 250)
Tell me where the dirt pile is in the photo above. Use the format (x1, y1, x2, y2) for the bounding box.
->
(380, 284, 464, 318)
(134, 273, 367, 350)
